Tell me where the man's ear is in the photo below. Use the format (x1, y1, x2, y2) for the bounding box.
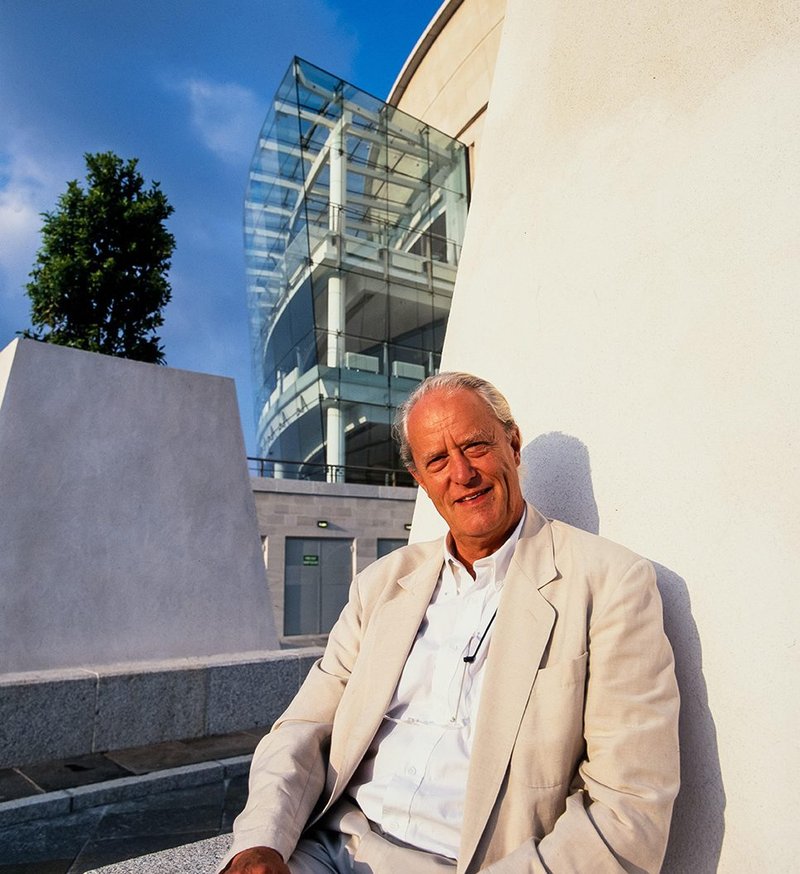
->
(510, 426, 522, 464)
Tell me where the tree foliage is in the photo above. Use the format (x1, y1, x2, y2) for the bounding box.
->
(23, 151, 175, 364)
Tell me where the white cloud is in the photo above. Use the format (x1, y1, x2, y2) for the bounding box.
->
(181, 78, 263, 166)
(0, 147, 54, 298)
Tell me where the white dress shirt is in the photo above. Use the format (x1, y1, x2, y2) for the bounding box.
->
(349, 511, 526, 859)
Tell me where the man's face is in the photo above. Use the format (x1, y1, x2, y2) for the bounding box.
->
(406, 387, 524, 564)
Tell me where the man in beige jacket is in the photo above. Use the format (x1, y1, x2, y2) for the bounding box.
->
(220, 373, 680, 873)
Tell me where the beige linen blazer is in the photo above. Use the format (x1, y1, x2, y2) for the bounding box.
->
(221, 505, 680, 873)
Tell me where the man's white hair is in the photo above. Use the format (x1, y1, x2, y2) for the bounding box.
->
(393, 371, 518, 469)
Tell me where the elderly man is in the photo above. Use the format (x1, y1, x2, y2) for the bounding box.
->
(219, 372, 680, 874)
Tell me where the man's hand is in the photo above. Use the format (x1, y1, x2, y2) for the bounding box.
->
(222, 847, 291, 874)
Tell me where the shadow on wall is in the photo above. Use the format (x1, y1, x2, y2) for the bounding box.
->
(656, 563, 726, 874)
(520, 432, 600, 533)
(520, 432, 725, 873)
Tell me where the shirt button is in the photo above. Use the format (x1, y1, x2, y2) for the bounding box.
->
(408, 766, 417, 776)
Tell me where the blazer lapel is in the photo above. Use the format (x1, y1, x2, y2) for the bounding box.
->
(458, 507, 558, 872)
(325, 548, 444, 805)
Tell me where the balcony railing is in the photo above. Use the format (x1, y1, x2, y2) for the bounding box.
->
(248, 456, 415, 487)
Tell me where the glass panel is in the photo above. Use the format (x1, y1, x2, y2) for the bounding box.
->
(377, 538, 409, 559)
(245, 57, 468, 482)
(319, 539, 354, 630)
(284, 537, 353, 635)
(284, 537, 321, 635)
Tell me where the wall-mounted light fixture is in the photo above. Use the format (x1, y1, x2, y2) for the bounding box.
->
(317, 520, 329, 528)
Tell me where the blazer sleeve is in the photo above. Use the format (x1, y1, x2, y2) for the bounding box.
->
(216, 569, 366, 870)
(482, 557, 680, 874)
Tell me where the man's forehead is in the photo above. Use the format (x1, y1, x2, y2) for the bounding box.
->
(419, 420, 497, 443)
(408, 394, 501, 453)
(412, 386, 491, 417)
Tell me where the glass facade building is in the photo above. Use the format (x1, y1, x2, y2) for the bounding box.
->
(245, 58, 469, 485)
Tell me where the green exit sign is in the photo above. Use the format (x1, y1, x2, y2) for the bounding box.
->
(302, 555, 319, 566)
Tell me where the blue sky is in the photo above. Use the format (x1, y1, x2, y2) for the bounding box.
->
(0, 0, 442, 453)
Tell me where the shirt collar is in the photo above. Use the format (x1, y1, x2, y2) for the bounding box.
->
(443, 506, 527, 592)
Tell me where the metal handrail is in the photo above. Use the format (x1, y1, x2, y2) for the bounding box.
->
(247, 456, 414, 488)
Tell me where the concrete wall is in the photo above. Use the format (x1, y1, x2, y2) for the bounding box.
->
(251, 478, 416, 643)
(0, 339, 278, 673)
(412, 0, 799, 870)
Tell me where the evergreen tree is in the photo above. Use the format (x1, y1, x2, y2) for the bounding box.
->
(23, 151, 175, 364)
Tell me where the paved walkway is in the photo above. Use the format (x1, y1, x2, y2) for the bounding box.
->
(0, 730, 261, 873)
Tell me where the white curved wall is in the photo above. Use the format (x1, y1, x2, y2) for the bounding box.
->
(390, 0, 506, 183)
(413, 0, 800, 870)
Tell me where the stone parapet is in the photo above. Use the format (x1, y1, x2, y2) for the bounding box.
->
(87, 834, 231, 873)
(0, 648, 321, 769)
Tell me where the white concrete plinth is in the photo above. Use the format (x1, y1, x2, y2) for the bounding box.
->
(0, 339, 278, 673)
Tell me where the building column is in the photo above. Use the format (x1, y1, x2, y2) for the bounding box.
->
(326, 403, 345, 482)
(325, 273, 346, 480)
(326, 111, 348, 481)
(326, 113, 348, 368)
(328, 113, 348, 236)
(326, 274, 345, 368)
